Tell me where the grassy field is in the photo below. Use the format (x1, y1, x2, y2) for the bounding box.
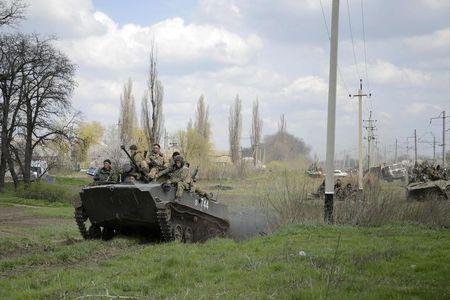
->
(0, 174, 449, 299)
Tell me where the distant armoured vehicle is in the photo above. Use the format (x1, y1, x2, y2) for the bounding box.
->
(74, 147, 230, 242)
(405, 161, 450, 201)
(405, 179, 450, 201)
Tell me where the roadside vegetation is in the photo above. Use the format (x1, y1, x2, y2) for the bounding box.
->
(1, 168, 449, 299)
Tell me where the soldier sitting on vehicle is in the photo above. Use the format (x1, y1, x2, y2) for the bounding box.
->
(147, 143, 165, 179)
(129, 144, 149, 173)
(157, 155, 190, 199)
(166, 151, 180, 168)
(93, 159, 117, 182)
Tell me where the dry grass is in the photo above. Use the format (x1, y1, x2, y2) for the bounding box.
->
(260, 170, 450, 230)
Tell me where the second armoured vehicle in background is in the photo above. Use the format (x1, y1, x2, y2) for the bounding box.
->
(405, 161, 449, 201)
(406, 179, 450, 201)
(74, 147, 230, 242)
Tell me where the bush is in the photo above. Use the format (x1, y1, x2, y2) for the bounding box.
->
(16, 182, 78, 204)
(260, 170, 450, 230)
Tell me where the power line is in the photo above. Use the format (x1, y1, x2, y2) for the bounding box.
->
(346, 0, 361, 80)
(360, 0, 371, 93)
(319, 0, 350, 95)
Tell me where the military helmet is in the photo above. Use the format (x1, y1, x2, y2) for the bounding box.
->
(129, 144, 138, 150)
(174, 155, 184, 166)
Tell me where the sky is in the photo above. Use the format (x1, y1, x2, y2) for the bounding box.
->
(12, 0, 450, 160)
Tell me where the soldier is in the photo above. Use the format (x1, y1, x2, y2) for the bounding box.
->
(166, 151, 180, 168)
(129, 144, 149, 173)
(147, 143, 165, 179)
(158, 155, 190, 199)
(93, 159, 117, 182)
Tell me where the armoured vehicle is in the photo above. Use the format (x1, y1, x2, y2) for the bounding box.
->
(405, 179, 450, 201)
(74, 147, 230, 242)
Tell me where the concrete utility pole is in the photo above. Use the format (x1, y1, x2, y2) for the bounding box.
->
(363, 110, 376, 170)
(350, 80, 370, 190)
(443, 111, 446, 166)
(395, 138, 398, 162)
(434, 135, 436, 161)
(430, 111, 447, 167)
(324, 0, 340, 224)
(414, 129, 418, 164)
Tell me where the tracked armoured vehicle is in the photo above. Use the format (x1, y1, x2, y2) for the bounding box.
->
(74, 147, 230, 243)
(405, 179, 450, 201)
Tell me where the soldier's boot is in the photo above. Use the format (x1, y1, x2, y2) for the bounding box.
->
(175, 183, 184, 200)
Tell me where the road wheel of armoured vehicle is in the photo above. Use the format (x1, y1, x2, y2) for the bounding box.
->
(88, 224, 102, 239)
(184, 226, 194, 243)
(172, 224, 183, 242)
(75, 207, 89, 239)
(101, 227, 115, 241)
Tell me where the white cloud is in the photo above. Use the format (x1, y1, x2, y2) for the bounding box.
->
(283, 76, 327, 99)
(27, 0, 108, 37)
(55, 17, 263, 72)
(403, 28, 450, 54)
(369, 60, 432, 86)
(405, 102, 442, 114)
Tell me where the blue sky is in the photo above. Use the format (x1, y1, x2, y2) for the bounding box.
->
(13, 0, 450, 161)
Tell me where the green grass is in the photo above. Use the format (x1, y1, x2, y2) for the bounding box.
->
(53, 176, 91, 186)
(1, 223, 449, 299)
(0, 174, 449, 299)
(0, 195, 70, 207)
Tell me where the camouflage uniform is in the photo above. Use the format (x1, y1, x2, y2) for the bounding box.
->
(94, 167, 116, 182)
(131, 150, 149, 173)
(168, 166, 190, 198)
(147, 152, 165, 179)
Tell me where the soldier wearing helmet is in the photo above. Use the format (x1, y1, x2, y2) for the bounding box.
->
(164, 155, 190, 199)
(147, 143, 165, 179)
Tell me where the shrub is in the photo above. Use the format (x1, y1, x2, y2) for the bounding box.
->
(16, 182, 78, 204)
(260, 170, 450, 230)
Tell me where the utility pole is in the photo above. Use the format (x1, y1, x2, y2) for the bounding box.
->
(395, 138, 398, 162)
(434, 135, 436, 161)
(350, 80, 371, 190)
(414, 129, 418, 164)
(324, 0, 340, 224)
(363, 110, 376, 170)
(430, 111, 447, 167)
(443, 111, 446, 166)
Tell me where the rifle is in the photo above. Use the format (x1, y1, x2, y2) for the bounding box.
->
(120, 145, 149, 183)
(191, 166, 199, 183)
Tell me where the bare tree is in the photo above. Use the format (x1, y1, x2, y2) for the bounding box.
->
(0, 0, 26, 27)
(19, 35, 78, 183)
(0, 33, 29, 191)
(250, 98, 262, 166)
(119, 78, 136, 146)
(194, 95, 210, 141)
(142, 40, 164, 147)
(228, 95, 242, 164)
(279, 114, 287, 133)
(0, 34, 78, 186)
